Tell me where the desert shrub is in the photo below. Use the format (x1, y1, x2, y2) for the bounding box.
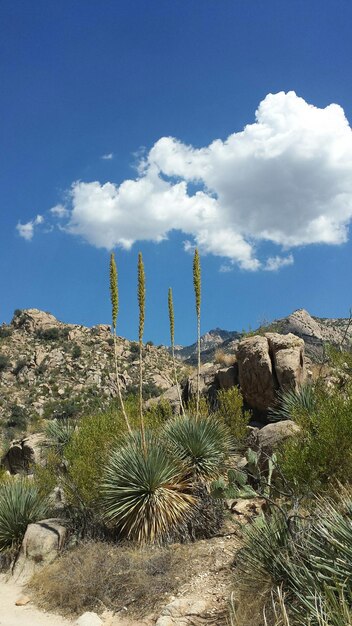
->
(101, 431, 195, 542)
(145, 398, 173, 429)
(36, 327, 70, 342)
(214, 349, 236, 367)
(129, 341, 139, 355)
(181, 482, 224, 541)
(216, 387, 249, 444)
(142, 380, 163, 399)
(13, 358, 27, 376)
(163, 415, 231, 480)
(30, 541, 187, 616)
(71, 344, 82, 359)
(0, 353, 10, 372)
(6, 403, 28, 430)
(0, 326, 12, 338)
(0, 477, 49, 551)
(278, 384, 352, 494)
(64, 404, 129, 509)
(43, 398, 81, 421)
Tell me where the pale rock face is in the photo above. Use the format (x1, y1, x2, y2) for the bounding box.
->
(11, 309, 60, 333)
(75, 612, 103, 626)
(13, 519, 67, 582)
(236, 333, 306, 413)
(237, 336, 276, 412)
(266, 332, 305, 391)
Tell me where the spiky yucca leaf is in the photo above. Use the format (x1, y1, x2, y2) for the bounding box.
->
(46, 418, 77, 453)
(268, 383, 317, 422)
(101, 432, 195, 542)
(164, 415, 231, 480)
(0, 478, 49, 551)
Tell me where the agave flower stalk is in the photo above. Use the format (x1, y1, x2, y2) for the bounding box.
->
(109, 253, 132, 434)
(138, 252, 146, 449)
(168, 288, 185, 417)
(193, 248, 201, 419)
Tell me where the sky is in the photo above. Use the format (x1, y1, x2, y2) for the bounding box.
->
(2, 0, 352, 345)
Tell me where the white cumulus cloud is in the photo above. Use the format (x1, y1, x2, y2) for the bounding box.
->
(16, 215, 44, 241)
(26, 91, 352, 270)
(101, 153, 114, 160)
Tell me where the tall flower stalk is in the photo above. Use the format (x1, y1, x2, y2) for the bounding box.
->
(168, 287, 185, 416)
(193, 248, 201, 419)
(109, 253, 131, 434)
(138, 252, 146, 448)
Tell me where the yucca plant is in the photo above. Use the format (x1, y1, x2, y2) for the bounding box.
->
(235, 488, 352, 626)
(163, 415, 231, 481)
(168, 287, 185, 416)
(45, 418, 77, 454)
(138, 252, 146, 448)
(0, 478, 49, 551)
(268, 383, 317, 422)
(100, 431, 195, 542)
(109, 253, 131, 434)
(193, 247, 201, 419)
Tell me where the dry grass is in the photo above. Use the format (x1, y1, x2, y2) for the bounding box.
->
(29, 540, 190, 617)
(214, 349, 237, 367)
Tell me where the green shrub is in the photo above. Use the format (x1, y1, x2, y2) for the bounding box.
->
(71, 344, 82, 359)
(216, 387, 249, 444)
(6, 404, 28, 430)
(0, 478, 49, 551)
(13, 359, 27, 376)
(101, 431, 195, 542)
(0, 326, 12, 339)
(163, 415, 231, 480)
(0, 354, 10, 372)
(278, 384, 352, 494)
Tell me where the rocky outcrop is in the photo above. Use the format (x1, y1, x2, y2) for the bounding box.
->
(1, 434, 46, 474)
(236, 333, 306, 414)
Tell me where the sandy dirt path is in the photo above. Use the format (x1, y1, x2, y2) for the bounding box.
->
(0, 574, 74, 626)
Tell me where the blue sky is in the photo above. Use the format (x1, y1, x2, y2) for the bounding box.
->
(2, 1, 352, 345)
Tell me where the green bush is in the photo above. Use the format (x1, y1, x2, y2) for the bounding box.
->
(215, 387, 249, 444)
(0, 326, 12, 339)
(278, 384, 352, 494)
(0, 478, 49, 551)
(71, 344, 82, 359)
(6, 404, 28, 431)
(0, 354, 10, 372)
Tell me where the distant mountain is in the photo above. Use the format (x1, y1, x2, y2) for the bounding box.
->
(176, 309, 352, 363)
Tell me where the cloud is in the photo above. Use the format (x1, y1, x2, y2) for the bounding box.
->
(50, 204, 69, 218)
(24, 91, 352, 270)
(101, 153, 114, 160)
(264, 254, 294, 272)
(16, 215, 44, 241)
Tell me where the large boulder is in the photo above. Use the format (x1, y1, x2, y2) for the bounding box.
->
(250, 420, 301, 456)
(214, 364, 239, 390)
(13, 518, 67, 582)
(267, 333, 305, 391)
(236, 333, 306, 414)
(237, 336, 276, 413)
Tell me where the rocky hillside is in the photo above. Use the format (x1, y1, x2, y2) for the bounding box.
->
(0, 309, 188, 436)
(178, 309, 352, 363)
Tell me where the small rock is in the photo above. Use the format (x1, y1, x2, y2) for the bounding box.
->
(75, 612, 103, 626)
(15, 595, 31, 606)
